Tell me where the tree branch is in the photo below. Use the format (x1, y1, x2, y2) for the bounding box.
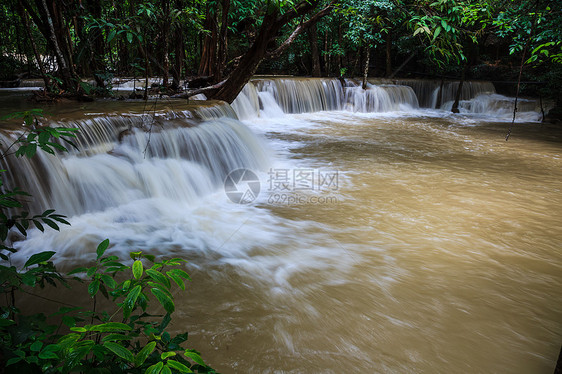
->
(267, 2, 334, 60)
(171, 79, 227, 100)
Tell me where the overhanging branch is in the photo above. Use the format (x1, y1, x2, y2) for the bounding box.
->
(266, 2, 334, 60)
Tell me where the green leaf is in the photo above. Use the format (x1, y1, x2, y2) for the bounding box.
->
(146, 361, 164, 374)
(0, 197, 22, 208)
(64, 341, 94, 370)
(123, 284, 142, 319)
(161, 365, 172, 374)
(24, 251, 56, 267)
(90, 322, 132, 332)
(25, 143, 37, 158)
(68, 266, 88, 275)
(184, 349, 205, 366)
(21, 271, 37, 286)
(166, 271, 185, 290)
(127, 32, 133, 44)
(88, 279, 100, 297)
(62, 315, 76, 327)
(87, 266, 97, 277)
(134, 341, 156, 366)
(102, 333, 132, 342)
(6, 357, 22, 366)
(168, 268, 191, 281)
(146, 269, 171, 289)
(0, 318, 15, 327)
(148, 282, 173, 298)
(161, 351, 176, 360)
(70, 327, 87, 332)
(166, 360, 191, 372)
(433, 26, 442, 41)
(39, 344, 61, 359)
(107, 29, 117, 43)
(97, 239, 110, 259)
(42, 218, 59, 230)
(38, 130, 50, 144)
(133, 260, 143, 280)
(100, 274, 117, 288)
(104, 342, 134, 362)
(15, 222, 27, 236)
(30, 340, 43, 352)
(130, 251, 142, 259)
(151, 288, 175, 313)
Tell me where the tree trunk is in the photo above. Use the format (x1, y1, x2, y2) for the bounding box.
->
(198, 7, 217, 78)
(309, 25, 321, 77)
(200, 0, 331, 103)
(172, 25, 184, 88)
(436, 76, 444, 108)
(362, 46, 370, 90)
(39, 0, 75, 91)
(451, 65, 468, 113)
(17, 2, 50, 88)
(352, 48, 361, 77)
(337, 22, 342, 74)
(323, 31, 329, 74)
(214, 0, 230, 82)
(87, 0, 106, 88)
(385, 31, 392, 77)
(161, 0, 170, 86)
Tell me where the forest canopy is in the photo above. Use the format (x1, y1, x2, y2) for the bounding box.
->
(0, 0, 560, 102)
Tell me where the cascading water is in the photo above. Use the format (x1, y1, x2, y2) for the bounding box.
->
(343, 82, 419, 112)
(1, 107, 269, 218)
(440, 93, 544, 121)
(226, 78, 512, 120)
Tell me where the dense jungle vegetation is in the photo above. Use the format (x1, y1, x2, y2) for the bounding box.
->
(0, 0, 560, 103)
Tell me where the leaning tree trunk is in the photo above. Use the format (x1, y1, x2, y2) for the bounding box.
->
(199, 0, 332, 103)
(212, 13, 278, 102)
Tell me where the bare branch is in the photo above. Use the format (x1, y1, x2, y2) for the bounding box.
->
(171, 79, 227, 100)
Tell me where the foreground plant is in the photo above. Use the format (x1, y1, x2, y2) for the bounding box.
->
(0, 243, 215, 373)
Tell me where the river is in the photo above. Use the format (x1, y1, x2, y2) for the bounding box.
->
(3, 78, 561, 373)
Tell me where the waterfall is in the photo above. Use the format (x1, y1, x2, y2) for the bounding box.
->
(343, 81, 419, 112)
(1, 108, 269, 218)
(231, 83, 260, 120)
(440, 93, 544, 121)
(389, 79, 495, 108)
(254, 78, 343, 114)
(227, 77, 502, 119)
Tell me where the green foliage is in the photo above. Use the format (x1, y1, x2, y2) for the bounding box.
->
(0, 245, 215, 373)
(336, 0, 395, 48)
